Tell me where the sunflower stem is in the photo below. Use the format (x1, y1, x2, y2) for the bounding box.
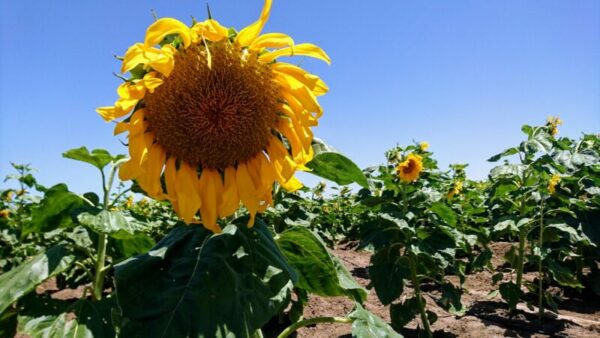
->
(537, 199, 545, 321)
(276, 317, 353, 338)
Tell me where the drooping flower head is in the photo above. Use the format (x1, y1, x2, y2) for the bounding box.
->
(97, 0, 330, 232)
(546, 116, 563, 137)
(419, 141, 429, 152)
(447, 180, 463, 199)
(548, 174, 561, 194)
(396, 153, 423, 183)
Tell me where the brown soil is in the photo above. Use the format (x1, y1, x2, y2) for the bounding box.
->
(294, 242, 600, 338)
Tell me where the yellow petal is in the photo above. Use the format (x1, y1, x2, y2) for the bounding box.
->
(121, 43, 147, 74)
(191, 19, 229, 42)
(119, 132, 150, 181)
(280, 88, 322, 120)
(220, 167, 240, 217)
(249, 33, 294, 50)
(114, 97, 139, 114)
(236, 162, 260, 226)
(280, 175, 303, 192)
(113, 122, 129, 135)
(236, 0, 273, 46)
(141, 72, 164, 92)
(145, 18, 192, 48)
(127, 109, 146, 136)
(97, 106, 127, 122)
(147, 45, 176, 77)
(138, 143, 167, 199)
(175, 162, 201, 223)
(198, 169, 223, 233)
(272, 62, 328, 96)
(164, 157, 178, 201)
(259, 43, 331, 64)
(117, 82, 146, 100)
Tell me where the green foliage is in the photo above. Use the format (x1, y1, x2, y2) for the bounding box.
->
(306, 138, 369, 188)
(114, 220, 296, 338)
(0, 246, 76, 313)
(276, 226, 367, 301)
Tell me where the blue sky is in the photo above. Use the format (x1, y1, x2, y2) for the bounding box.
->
(1, 0, 599, 194)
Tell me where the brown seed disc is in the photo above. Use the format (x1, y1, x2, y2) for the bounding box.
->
(144, 41, 280, 169)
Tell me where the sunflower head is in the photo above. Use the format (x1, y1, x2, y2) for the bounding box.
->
(548, 174, 561, 194)
(546, 116, 563, 137)
(396, 153, 424, 183)
(125, 195, 134, 209)
(447, 180, 463, 199)
(4, 191, 14, 202)
(97, 0, 330, 233)
(419, 141, 430, 152)
(0, 209, 9, 219)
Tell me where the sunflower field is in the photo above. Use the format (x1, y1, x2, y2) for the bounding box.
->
(1, 1, 599, 338)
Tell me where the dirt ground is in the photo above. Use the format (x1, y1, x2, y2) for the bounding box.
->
(19, 242, 600, 338)
(294, 242, 600, 338)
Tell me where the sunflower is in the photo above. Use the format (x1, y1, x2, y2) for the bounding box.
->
(419, 141, 429, 152)
(447, 180, 463, 199)
(396, 153, 423, 183)
(0, 209, 9, 219)
(546, 116, 563, 137)
(97, 0, 330, 232)
(548, 174, 561, 194)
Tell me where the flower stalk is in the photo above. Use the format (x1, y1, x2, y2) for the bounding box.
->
(276, 316, 353, 338)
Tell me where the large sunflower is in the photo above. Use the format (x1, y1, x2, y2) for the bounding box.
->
(97, 0, 330, 232)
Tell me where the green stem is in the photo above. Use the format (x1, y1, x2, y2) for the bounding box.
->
(513, 197, 528, 312)
(409, 254, 432, 338)
(538, 200, 545, 321)
(277, 317, 353, 338)
(401, 183, 408, 215)
(91, 160, 126, 301)
(514, 229, 526, 307)
(92, 233, 107, 301)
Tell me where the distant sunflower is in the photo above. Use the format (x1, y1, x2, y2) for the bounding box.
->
(546, 116, 563, 137)
(447, 180, 463, 199)
(396, 153, 423, 183)
(548, 174, 561, 194)
(97, 0, 330, 232)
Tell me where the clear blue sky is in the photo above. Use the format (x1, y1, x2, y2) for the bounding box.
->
(1, 0, 599, 194)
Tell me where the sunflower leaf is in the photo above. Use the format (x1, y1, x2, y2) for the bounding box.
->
(115, 219, 296, 338)
(307, 139, 369, 188)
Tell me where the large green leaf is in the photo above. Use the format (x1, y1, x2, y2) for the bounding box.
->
(115, 220, 296, 338)
(306, 139, 369, 188)
(0, 246, 76, 313)
(77, 210, 147, 239)
(63, 147, 124, 171)
(17, 298, 115, 338)
(487, 147, 519, 162)
(349, 304, 402, 338)
(430, 202, 457, 227)
(276, 226, 367, 302)
(23, 184, 85, 236)
(489, 164, 526, 179)
(369, 247, 410, 305)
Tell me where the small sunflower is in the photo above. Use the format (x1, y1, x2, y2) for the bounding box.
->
(396, 153, 423, 183)
(3, 191, 14, 202)
(447, 180, 463, 199)
(0, 209, 9, 219)
(419, 141, 429, 152)
(546, 116, 563, 137)
(97, 0, 329, 232)
(548, 174, 561, 194)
